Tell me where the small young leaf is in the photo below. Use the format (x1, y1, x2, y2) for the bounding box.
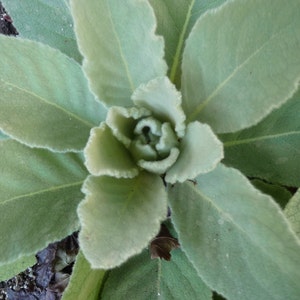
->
(0, 35, 106, 152)
(182, 0, 300, 133)
(169, 164, 300, 300)
(78, 172, 168, 269)
(285, 189, 300, 239)
(2, 0, 82, 62)
(70, 0, 167, 107)
(0, 140, 87, 265)
(221, 88, 300, 187)
(101, 249, 211, 299)
(149, 0, 226, 87)
(61, 251, 105, 300)
(165, 121, 223, 184)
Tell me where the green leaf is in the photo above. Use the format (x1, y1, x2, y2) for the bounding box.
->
(165, 121, 223, 184)
(0, 130, 8, 140)
(149, 0, 226, 87)
(250, 179, 292, 209)
(78, 172, 167, 269)
(70, 0, 167, 107)
(62, 251, 105, 300)
(132, 77, 186, 138)
(285, 189, 300, 239)
(0, 254, 36, 282)
(0, 35, 106, 152)
(169, 164, 300, 300)
(221, 88, 300, 187)
(0, 139, 87, 265)
(2, 0, 82, 62)
(182, 0, 300, 133)
(101, 249, 211, 299)
(84, 123, 139, 178)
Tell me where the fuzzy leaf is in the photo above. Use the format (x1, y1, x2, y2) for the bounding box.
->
(100, 249, 211, 299)
(0, 254, 36, 282)
(132, 77, 186, 138)
(285, 189, 300, 239)
(165, 121, 223, 184)
(2, 0, 82, 62)
(0, 139, 87, 265)
(78, 172, 167, 269)
(62, 251, 105, 300)
(182, 0, 300, 133)
(149, 0, 226, 87)
(221, 88, 300, 187)
(84, 124, 139, 178)
(0, 35, 106, 152)
(70, 0, 167, 107)
(169, 164, 300, 300)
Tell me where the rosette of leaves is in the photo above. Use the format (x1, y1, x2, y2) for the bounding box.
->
(1, 0, 300, 299)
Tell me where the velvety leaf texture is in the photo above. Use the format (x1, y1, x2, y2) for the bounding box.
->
(2, 0, 82, 62)
(149, 0, 226, 87)
(169, 164, 300, 300)
(78, 172, 167, 269)
(182, 0, 300, 133)
(285, 189, 300, 239)
(70, 0, 167, 107)
(221, 88, 300, 187)
(0, 140, 87, 265)
(101, 249, 211, 299)
(61, 251, 105, 300)
(0, 35, 106, 152)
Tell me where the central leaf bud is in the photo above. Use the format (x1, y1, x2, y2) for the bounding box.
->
(106, 106, 180, 174)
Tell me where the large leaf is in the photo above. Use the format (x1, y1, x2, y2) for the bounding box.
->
(0, 139, 87, 265)
(2, 0, 82, 62)
(221, 87, 300, 187)
(182, 0, 300, 133)
(0, 254, 36, 282)
(169, 164, 300, 300)
(0, 35, 106, 152)
(100, 248, 211, 299)
(62, 251, 105, 300)
(149, 0, 226, 87)
(70, 0, 167, 107)
(78, 172, 167, 269)
(285, 189, 300, 239)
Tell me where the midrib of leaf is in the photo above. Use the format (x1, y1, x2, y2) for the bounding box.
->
(187, 183, 299, 280)
(169, 0, 195, 84)
(186, 23, 290, 123)
(223, 131, 300, 147)
(0, 181, 84, 205)
(156, 259, 162, 297)
(106, 1, 135, 92)
(1, 80, 94, 128)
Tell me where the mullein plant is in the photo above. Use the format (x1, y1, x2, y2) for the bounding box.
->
(0, 0, 300, 299)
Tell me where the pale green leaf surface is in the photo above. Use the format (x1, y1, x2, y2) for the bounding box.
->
(62, 251, 105, 300)
(221, 88, 300, 187)
(70, 0, 167, 107)
(149, 0, 226, 87)
(169, 164, 300, 300)
(2, 0, 82, 62)
(285, 189, 300, 239)
(0, 35, 106, 152)
(78, 172, 167, 269)
(0, 140, 87, 264)
(84, 123, 139, 178)
(182, 0, 300, 133)
(0, 254, 36, 282)
(251, 179, 292, 209)
(132, 77, 186, 138)
(101, 249, 211, 300)
(0, 130, 8, 140)
(165, 121, 223, 184)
